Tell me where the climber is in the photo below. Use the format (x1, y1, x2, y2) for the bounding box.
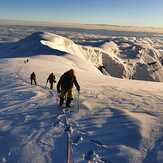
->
(57, 69, 80, 107)
(30, 72, 37, 85)
(46, 73, 56, 90)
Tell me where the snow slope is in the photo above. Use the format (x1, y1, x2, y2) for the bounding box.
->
(0, 32, 128, 78)
(0, 32, 163, 163)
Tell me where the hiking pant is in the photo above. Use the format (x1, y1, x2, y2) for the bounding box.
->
(50, 82, 53, 90)
(31, 79, 37, 85)
(60, 89, 73, 99)
(59, 89, 73, 106)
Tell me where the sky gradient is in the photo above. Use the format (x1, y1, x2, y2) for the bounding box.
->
(0, 0, 163, 27)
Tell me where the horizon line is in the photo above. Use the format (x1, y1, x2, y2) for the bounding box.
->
(0, 18, 163, 34)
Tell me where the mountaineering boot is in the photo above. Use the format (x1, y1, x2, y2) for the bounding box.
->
(59, 97, 64, 107)
(66, 98, 73, 107)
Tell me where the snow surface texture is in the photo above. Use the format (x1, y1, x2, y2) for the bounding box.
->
(0, 31, 163, 163)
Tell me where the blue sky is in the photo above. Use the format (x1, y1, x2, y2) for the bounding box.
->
(0, 0, 163, 27)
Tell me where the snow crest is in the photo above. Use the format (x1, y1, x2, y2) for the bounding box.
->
(0, 32, 128, 78)
(0, 32, 163, 81)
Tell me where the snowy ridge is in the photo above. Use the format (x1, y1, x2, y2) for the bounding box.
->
(0, 32, 128, 78)
(132, 40, 163, 81)
(100, 41, 120, 56)
(39, 32, 128, 78)
(1, 31, 163, 81)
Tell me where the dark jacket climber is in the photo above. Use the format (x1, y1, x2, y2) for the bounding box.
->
(57, 69, 80, 107)
(47, 73, 56, 90)
(30, 72, 37, 85)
